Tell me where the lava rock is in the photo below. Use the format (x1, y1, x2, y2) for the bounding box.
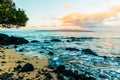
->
(20, 63, 34, 72)
(51, 39, 61, 42)
(57, 74, 65, 80)
(0, 34, 10, 45)
(0, 34, 29, 45)
(31, 40, 39, 43)
(0, 73, 13, 79)
(48, 57, 62, 69)
(66, 40, 71, 42)
(48, 52, 54, 56)
(81, 49, 98, 56)
(45, 72, 53, 79)
(65, 47, 79, 51)
(56, 65, 65, 73)
(14, 65, 22, 71)
(18, 48, 24, 52)
(9, 36, 29, 45)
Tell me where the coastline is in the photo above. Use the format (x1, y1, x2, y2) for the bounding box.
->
(0, 47, 56, 79)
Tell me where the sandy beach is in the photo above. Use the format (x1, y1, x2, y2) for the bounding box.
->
(0, 47, 56, 80)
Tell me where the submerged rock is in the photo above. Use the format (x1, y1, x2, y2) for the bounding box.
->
(65, 47, 79, 51)
(48, 51, 54, 56)
(81, 49, 98, 56)
(31, 40, 39, 43)
(48, 57, 62, 69)
(50, 39, 62, 42)
(56, 65, 65, 73)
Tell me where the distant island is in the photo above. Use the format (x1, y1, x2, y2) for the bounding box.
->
(35, 29, 94, 32)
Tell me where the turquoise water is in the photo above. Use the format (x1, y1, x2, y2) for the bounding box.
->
(0, 30, 120, 59)
(1, 29, 120, 79)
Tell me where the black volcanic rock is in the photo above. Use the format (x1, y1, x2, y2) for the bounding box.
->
(0, 34, 10, 45)
(14, 65, 22, 72)
(20, 63, 34, 72)
(48, 52, 54, 56)
(65, 47, 79, 51)
(50, 39, 61, 42)
(0, 34, 29, 45)
(81, 49, 98, 56)
(31, 40, 39, 43)
(9, 36, 29, 45)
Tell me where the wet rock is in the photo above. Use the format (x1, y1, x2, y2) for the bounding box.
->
(0, 34, 10, 45)
(14, 45, 18, 48)
(26, 78, 31, 80)
(48, 52, 54, 56)
(81, 49, 98, 56)
(70, 37, 97, 42)
(66, 40, 71, 42)
(31, 40, 39, 43)
(48, 57, 62, 69)
(0, 72, 14, 79)
(0, 34, 29, 45)
(45, 72, 53, 79)
(78, 73, 96, 80)
(18, 48, 24, 52)
(102, 56, 111, 60)
(9, 36, 29, 45)
(57, 74, 65, 80)
(14, 65, 22, 72)
(65, 47, 79, 51)
(50, 39, 61, 42)
(56, 65, 65, 73)
(20, 63, 34, 72)
(99, 74, 109, 79)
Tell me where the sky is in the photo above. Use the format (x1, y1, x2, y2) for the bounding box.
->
(14, 0, 120, 32)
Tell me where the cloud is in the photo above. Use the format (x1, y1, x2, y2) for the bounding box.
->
(59, 4, 120, 30)
(60, 4, 120, 22)
(62, 4, 70, 9)
(105, 0, 109, 2)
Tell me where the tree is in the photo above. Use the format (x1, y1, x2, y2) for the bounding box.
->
(0, 0, 29, 28)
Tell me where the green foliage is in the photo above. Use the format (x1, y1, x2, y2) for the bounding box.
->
(0, 0, 29, 28)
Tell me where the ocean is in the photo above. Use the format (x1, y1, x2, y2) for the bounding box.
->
(0, 29, 120, 58)
(0, 29, 120, 79)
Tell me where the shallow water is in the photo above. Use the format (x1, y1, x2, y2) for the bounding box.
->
(1, 30, 120, 57)
(0, 29, 120, 75)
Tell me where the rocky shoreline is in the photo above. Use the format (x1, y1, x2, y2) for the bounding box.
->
(0, 33, 120, 80)
(0, 47, 57, 80)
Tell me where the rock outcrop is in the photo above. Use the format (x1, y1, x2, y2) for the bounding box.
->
(0, 34, 29, 45)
